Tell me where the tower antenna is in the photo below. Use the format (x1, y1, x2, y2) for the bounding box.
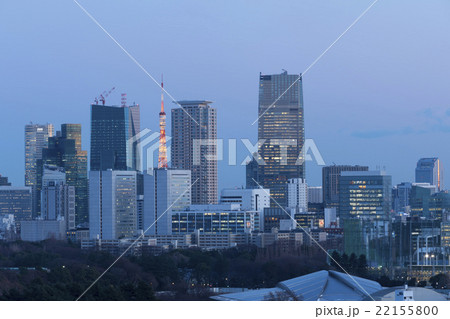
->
(158, 74, 168, 168)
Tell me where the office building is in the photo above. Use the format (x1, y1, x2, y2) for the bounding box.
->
(245, 157, 258, 189)
(287, 178, 308, 211)
(171, 100, 217, 204)
(171, 204, 260, 234)
(392, 182, 412, 213)
(90, 104, 140, 171)
(256, 71, 305, 207)
(219, 188, 270, 213)
(89, 170, 137, 240)
(40, 165, 75, 230)
(415, 158, 443, 191)
(143, 169, 191, 235)
(0, 175, 11, 186)
(322, 165, 368, 209)
(25, 123, 54, 216)
(308, 186, 323, 204)
(20, 219, 66, 242)
(40, 124, 88, 225)
(0, 186, 32, 222)
(339, 171, 392, 220)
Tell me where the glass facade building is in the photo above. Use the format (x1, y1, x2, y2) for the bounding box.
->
(339, 171, 392, 220)
(0, 186, 32, 222)
(171, 100, 217, 204)
(89, 170, 137, 240)
(40, 124, 88, 226)
(322, 165, 369, 209)
(90, 104, 140, 172)
(171, 207, 259, 234)
(24, 123, 54, 216)
(256, 71, 304, 208)
(415, 158, 443, 191)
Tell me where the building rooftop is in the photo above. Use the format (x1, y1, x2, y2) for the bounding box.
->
(211, 270, 383, 301)
(174, 100, 213, 106)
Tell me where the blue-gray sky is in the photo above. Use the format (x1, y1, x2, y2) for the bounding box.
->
(1, 0, 450, 189)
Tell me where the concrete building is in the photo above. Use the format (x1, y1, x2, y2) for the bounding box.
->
(392, 182, 412, 213)
(415, 158, 443, 191)
(20, 219, 66, 242)
(256, 71, 305, 208)
(171, 100, 217, 204)
(171, 204, 260, 234)
(219, 188, 270, 213)
(308, 186, 323, 204)
(287, 178, 308, 211)
(0, 175, 11, 186)
(89, 170, 137, 240)
(143, 168, 191, 235)
(25, 123, 54, 216)
(40, 165, 75, 230)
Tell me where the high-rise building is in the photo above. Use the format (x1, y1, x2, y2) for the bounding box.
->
(339, 171, 392, 220)
(287, 178, 308, 211)
(308, 186, 323, 204)
(89, 170, 137, 240)
(171, 100, 217, 204)
(41, 124, 88, 226)
(41, 165, 76, 230)
(0, 175, 11, 186)
(322, 165, 369, 209)
(392, 182, 412, 213)
(0, 186, 32, 222)
(143, 169, 191, 235)
(415, 158, 443, 191)
(245, 157, 258, 189)
(256, 71, 304, 207)
(25, 123, 54, 216)
(90, 104, 140, 172)
(220, 188, 270, 213)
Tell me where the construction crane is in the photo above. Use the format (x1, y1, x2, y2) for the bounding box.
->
(93, 87, 116, 105)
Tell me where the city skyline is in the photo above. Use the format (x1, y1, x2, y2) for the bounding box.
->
(1, 1, 449, 190)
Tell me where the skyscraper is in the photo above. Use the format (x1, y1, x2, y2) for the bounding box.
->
(25, 123, 54, 216)
(41, 124, 88, 226)
(40, 165, 76, 230)
(256, 71, 304, 207)
(89, 170, 137, 240)
(415, 158, 443, 191)
(322, 165, 369, 209)
(339, 171, 392, 220)
(287, 178, 308, 211)
(90, 104, 140, 172)
(171, 100, 217, 204)
(143, 169, 191, 235)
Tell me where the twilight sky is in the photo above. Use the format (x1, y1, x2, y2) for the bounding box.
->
(1, 0, 450, 190)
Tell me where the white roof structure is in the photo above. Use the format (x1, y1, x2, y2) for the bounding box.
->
(211, 270, 383, 301)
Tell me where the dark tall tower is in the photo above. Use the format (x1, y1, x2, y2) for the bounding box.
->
(256, 71, 304, 207)
(90, 104, 140, 171)
(41, 124, 88, 226)
(171, 100, 218, 204)
(415, 158, 443, 191)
